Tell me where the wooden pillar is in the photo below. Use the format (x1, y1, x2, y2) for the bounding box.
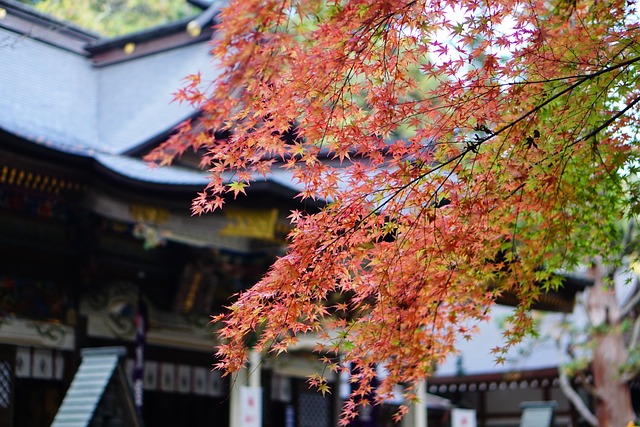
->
(478, 390, 486, 427)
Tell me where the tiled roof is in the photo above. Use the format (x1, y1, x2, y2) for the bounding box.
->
(0, 29, 99, 153)
(95, 154, 305, 197)
(95, 42, 218, 154)
(0, 0, 260, 192)
(0, 1, 305, 194)
(435, 305, 563, 377)
(0, 20, 216, 155)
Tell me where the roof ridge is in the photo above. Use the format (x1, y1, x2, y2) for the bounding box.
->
(0, 0, 101, 40)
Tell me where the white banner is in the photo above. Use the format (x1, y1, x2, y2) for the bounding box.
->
(15, 347, 31, 378)
(240, 386, 262, 427)
(160, 363, 175, 392)
(452, 408, 477, 427)
(32, 348, 53, 379)
(177, 365, 191, 394)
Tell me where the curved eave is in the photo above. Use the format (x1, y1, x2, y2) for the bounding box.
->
(188, 0, 214, 9)
(92, 158, 207, 197)
(93, 158, 311, 208)
(561, 274, 593, 292)
(0, 127, 93, 170)
(430, 367, 560, 394)
(1, 129, 309, 205)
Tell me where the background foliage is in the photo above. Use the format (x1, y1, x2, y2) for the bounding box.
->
(20, 0, 198, 36)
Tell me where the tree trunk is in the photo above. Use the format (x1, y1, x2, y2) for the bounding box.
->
(587, 261, 636, 427)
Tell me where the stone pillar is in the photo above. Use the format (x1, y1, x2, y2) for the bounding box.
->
(414, 381, 427, 427)
(400, 381, 427, 427)
(229, 369, 246, 427)
(229, 350, 262, 427)
(248, 349, 261, 388)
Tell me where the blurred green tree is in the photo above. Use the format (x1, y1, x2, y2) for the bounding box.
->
(20, 0, 198, 36)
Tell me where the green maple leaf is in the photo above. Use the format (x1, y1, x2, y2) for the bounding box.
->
(227, 181, 248, 198)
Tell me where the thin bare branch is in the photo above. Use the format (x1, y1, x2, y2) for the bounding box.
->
(619, 271, 640, 320)
(558, 371, 598, 427)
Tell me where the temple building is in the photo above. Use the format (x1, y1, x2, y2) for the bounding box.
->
(0, 1, 598, 426)
(0, 1, 300, 425)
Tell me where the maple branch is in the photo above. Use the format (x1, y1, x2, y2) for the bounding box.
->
(196, 0, 640, 418)
(491, 56, 640, 140)
(477, 42, 640, 90)
(404, 55, 640, 192)
(351, 0, 419, 40)
(629, 313, 640, 351)
(554, 331, 599, 426)
(324, 57, 640, 273)
(574, 95, 640, 146)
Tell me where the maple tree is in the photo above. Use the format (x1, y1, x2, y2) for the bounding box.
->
(147, 0, 640, 424)
(551, 220, 640, 427)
